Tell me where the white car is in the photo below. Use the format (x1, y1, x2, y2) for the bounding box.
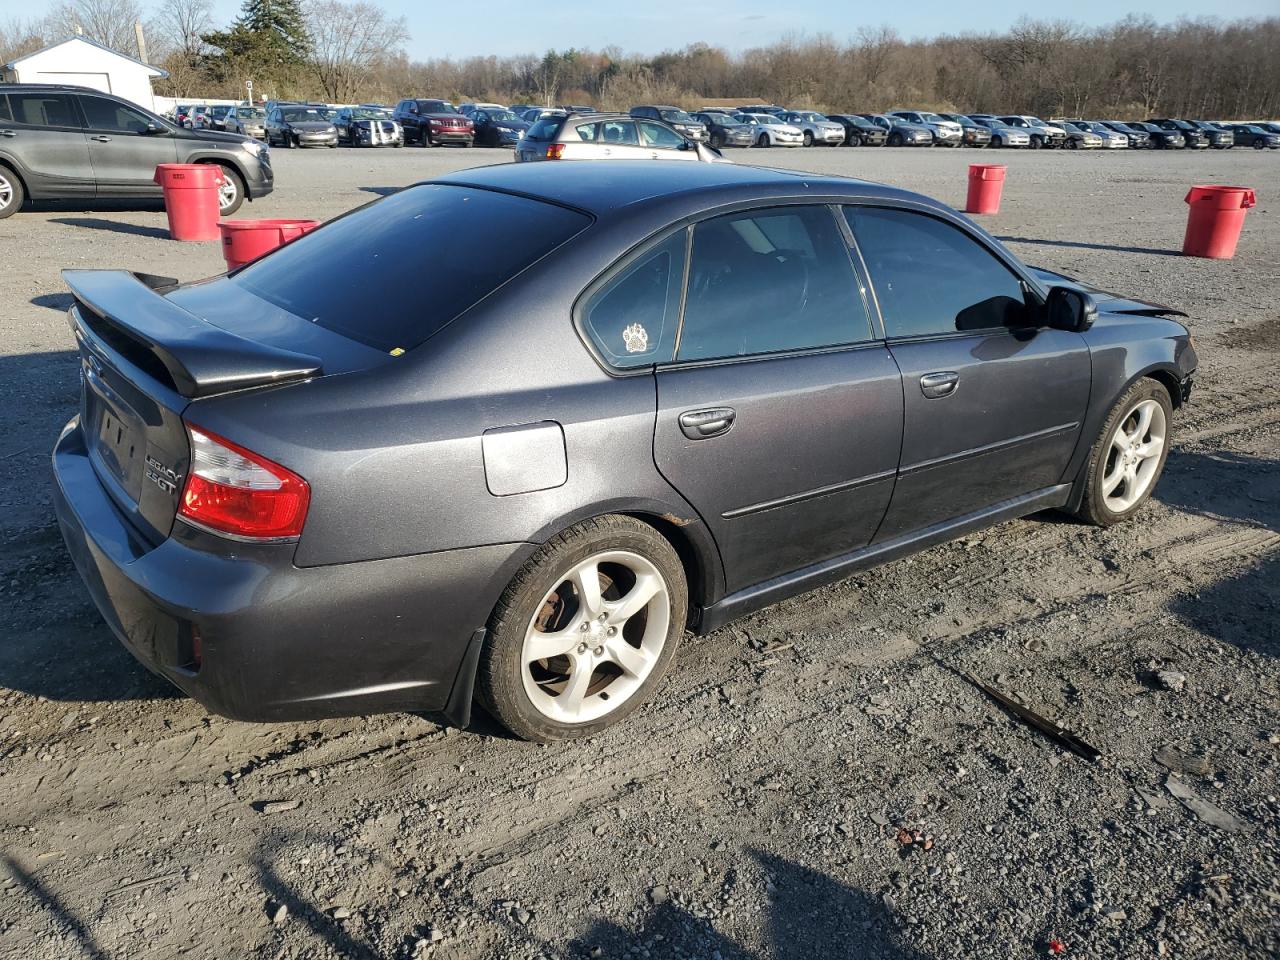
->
(1067, 119, 1128, 148)
(516, 112, 727, 163)
(734, 113, 804, 147)
(778, 111, 846, 146)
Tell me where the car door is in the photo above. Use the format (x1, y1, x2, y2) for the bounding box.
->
(2, 91, 94, 194)
(648, 205, 904, 592)
(637, 120, 694, 161)
(597, 119, 646, 159)
(842, 205, 1091, 540)
(78, 95, 178, 194)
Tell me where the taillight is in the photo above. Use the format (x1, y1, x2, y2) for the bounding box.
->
(178, 425, 310, 540)
(546, 143, 566, 159)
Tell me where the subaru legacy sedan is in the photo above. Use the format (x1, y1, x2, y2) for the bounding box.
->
(53, 163, 1196, 742)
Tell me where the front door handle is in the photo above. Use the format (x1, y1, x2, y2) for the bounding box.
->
(90, 135, 112, 142)
(0, 129, 16, 137)
(920, 371, 959, 399)
(679, 408, 736, 440)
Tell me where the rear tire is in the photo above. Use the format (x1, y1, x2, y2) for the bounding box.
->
(756, 133, 770, 147)
(802, 131, 813, 146)
(888, 133, 903, 147)
(0, 164, 24, 219)
(1073, 379, 1173, 527)
(478, 515, 687, 742)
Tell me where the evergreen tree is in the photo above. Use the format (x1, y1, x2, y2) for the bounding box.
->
(235, 0, 311, 64)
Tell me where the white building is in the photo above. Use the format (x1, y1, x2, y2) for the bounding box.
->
(1, 36, 168, 112)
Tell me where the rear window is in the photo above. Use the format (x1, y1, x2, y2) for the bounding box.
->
(231, 185, 591, 353)
(525, 117, 565, 141)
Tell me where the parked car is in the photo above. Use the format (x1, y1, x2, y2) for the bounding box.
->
(1056, 121, 1104, 149)
(558, 104, 596, 114)
(691, 112, 754, 149)
(508, 103, 540, 116)
(996, 115, 1067, 148)
(1147, 119, 1210, 149)
(968, 117, 1030, 148)
(738, 104, 787, 116)
(515, 112, 723, 162)
(777, 110, 846, 146)
(187, 105, 212, 130)
(629, 106, 707, 142)
(858, 114, 932, 147)
(889, 110, 963, 147)
(201, 105, 232, 131)
(1123, 121, 1185, 149)
(333, 105, 402, 147)
(732, 112, 804, 147)
(224, 106, 267, 140)
(1097, 121, 1151, 148)
(826, 114, 888, 146)
(1225, 124, 1280, 149)
(173, 104, 196, 128)
(392, 99, 474, 147)
(0, 84, 271, 218)
(470, 107, 530, 147)
(1184, 120, 1232, 148)
(265, 105, 338, 149)
(1061, 120, 1125, 149)
(458, 101, 506, 117)
(936, 113, 993, 147)
(1254, 122, 1280, 136)
(51, 162, 1197, 741)
(520, 107, 563, 123)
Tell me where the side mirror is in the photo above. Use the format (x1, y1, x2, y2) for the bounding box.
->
(1046, 286, 1097, 333)
(145, 122, 163, 134)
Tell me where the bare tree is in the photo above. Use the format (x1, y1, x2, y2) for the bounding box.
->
(47, 0, 144, 55)
(147, 0, 213, 60)
(0, 15, 50, 61)
(305, 0, 406, 103)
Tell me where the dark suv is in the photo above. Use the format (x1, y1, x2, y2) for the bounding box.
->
(1147, 119, 1212, 149)
(0, 84, 272, 218)
(392, 98, 474, 147)
(629, 106, 707, 141)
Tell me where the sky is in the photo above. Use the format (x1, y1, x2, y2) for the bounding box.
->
(5, 0, 1275, 59)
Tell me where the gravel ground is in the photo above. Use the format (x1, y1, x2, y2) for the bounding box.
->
(0, 145, 1277, 960)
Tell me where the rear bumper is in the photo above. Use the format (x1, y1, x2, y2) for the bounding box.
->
(52, 417, 526, 722)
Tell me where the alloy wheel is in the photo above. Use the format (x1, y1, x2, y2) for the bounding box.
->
(0, 172, 12, 208)
(1101, 399, 1167, 513)
(520, 550, 670, 725)
(217, 174, 239, 213)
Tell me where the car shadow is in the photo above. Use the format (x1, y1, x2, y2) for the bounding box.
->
(359, 186, 400, 197)
(50, 217, 171, 240)
(997, 235, 1180, 257)
(25, 197, 166, 214)
(31, 292, 75, 312)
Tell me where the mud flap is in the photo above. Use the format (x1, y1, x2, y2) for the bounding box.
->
(441, 628, 487, 729)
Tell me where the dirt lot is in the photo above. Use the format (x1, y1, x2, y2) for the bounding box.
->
(0, 145, 1277, 960)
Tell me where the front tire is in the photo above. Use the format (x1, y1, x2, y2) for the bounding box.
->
(802, 131, 813, 146)
(888, 133, 903, 147)
(1074, 380, 1173, 526)
(478, 515, 687, 742)
(1030, 135, 1043, 149)
(0, 164, 24, 219)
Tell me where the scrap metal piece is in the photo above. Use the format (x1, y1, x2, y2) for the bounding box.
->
(961, 672, 1101, 763)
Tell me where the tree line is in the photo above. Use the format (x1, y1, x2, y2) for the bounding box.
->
(2, 3, 1276, 120)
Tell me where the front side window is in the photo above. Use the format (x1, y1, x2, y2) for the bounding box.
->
(582, 231, 686, 368)
(8, 92, 80, 128)
(677, 206, 870, 362)
(844, 207, 1030, 338)
(80, 96, 154, 133)
(639, 121, 684, 149)
(0, 96, 10, 123)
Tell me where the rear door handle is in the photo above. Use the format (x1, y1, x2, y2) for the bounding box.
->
(90, 135, 112, 142)
(0, 130, 16, 137)
(679, 408, 736, 440)
(920, 371, 959, 399)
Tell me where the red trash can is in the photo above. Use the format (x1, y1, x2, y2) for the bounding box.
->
(1182, 185, 1256, 259)
(219, 219, 322, 271)
(154, 163, 225, 241)
(965, 164, 1006, 215)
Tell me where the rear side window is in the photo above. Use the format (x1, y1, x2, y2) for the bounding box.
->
(582, 231, 686, 368)
(232, 185, 591, 353)
(845, 207, 1029, 337)
(677, 206, 870, 362)
(0, 96, 9, 122)
(573, 121, 599, 142)
(525, 117, 564, 141)
(600, 120, 638, 145)
(8, 92, 80, 128)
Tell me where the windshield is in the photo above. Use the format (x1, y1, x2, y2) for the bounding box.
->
(232, 185, 591, 353)
(485, 110, 520, 122)
(210, 106, 230, 116)
(281, 109, 328, 122)
(660, 110, 694, 123)
(419, 100, 457, 114)
(921, 113, 948, 124)
(351, 108, 390, 119)
(239, 108, 266, 120)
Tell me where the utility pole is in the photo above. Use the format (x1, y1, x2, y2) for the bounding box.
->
(134, 21, 148, 64)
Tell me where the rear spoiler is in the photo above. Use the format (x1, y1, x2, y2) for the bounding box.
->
(63, 269, 323, 398)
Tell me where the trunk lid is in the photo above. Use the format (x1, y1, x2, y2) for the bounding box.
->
(64, 270, 330, 545)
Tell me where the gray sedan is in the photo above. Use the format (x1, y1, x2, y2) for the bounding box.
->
(53, 162, 1196, 741)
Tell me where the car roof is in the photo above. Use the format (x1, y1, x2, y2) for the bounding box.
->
(432, 162, 927, 219)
